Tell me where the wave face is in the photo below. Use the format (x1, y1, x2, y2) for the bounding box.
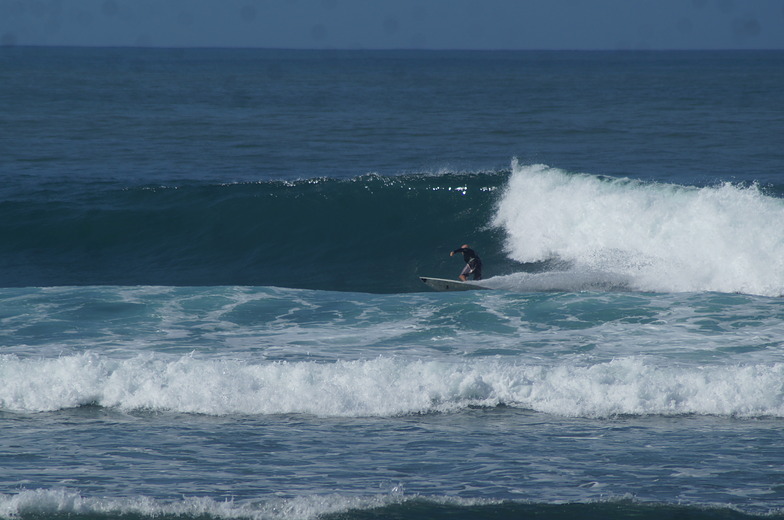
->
(0, 173, 507, 292)
(491, 162, 784, 296)
(3, 163, 784, 295)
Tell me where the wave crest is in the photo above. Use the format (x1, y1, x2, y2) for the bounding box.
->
(492, 161, 784, 296)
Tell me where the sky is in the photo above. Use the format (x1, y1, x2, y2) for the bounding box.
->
(1, 0, 784, 50)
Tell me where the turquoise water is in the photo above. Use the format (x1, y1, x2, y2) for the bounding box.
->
(1, 47, 784, 519)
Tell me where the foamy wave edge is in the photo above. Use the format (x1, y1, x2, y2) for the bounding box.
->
(0, 489, 775, 520)
(0, 488, 404, 520)
(3, 354, 784, 419)
(492, 160, 784, 297)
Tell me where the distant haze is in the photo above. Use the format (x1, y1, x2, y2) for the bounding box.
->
(2, 0, 783, 49)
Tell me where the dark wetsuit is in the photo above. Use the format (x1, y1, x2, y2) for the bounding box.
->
(452, 247, 482, 280)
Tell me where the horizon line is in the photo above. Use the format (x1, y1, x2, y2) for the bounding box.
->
(3, 44, 783, 53)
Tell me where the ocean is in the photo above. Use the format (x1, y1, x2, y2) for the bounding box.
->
(1, 47, 784, 520)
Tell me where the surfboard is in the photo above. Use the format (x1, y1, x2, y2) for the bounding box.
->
(419, 276, 489, 292)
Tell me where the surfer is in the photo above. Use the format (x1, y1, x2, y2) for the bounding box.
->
(450, 244, 482, 281)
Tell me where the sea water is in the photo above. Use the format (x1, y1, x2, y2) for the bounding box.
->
(1, 47, 784, 519)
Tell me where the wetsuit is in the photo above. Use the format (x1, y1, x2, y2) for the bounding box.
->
(452, 247, 482, 280)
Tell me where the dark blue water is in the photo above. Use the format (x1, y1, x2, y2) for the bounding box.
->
(1, 47, 784, 520)
(4, 48, 783, 185)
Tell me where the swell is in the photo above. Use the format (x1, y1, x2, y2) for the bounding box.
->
(0, 173, 511, 292)
(5, 165, 783, 295)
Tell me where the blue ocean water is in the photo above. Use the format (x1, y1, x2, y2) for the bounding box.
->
(1, 47, 784, 520)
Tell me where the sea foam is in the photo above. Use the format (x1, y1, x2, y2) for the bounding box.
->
(2, 353, 783, 418)
(0, 488, 403, 520)
(492, 161, 784, 296)
(0, 489, 758, 520)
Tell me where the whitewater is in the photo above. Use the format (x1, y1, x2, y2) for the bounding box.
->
(5, 351, 784, 418)
(491, 162, 784, 297)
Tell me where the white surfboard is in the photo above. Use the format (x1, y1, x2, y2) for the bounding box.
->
(419, 276, 489, 292)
